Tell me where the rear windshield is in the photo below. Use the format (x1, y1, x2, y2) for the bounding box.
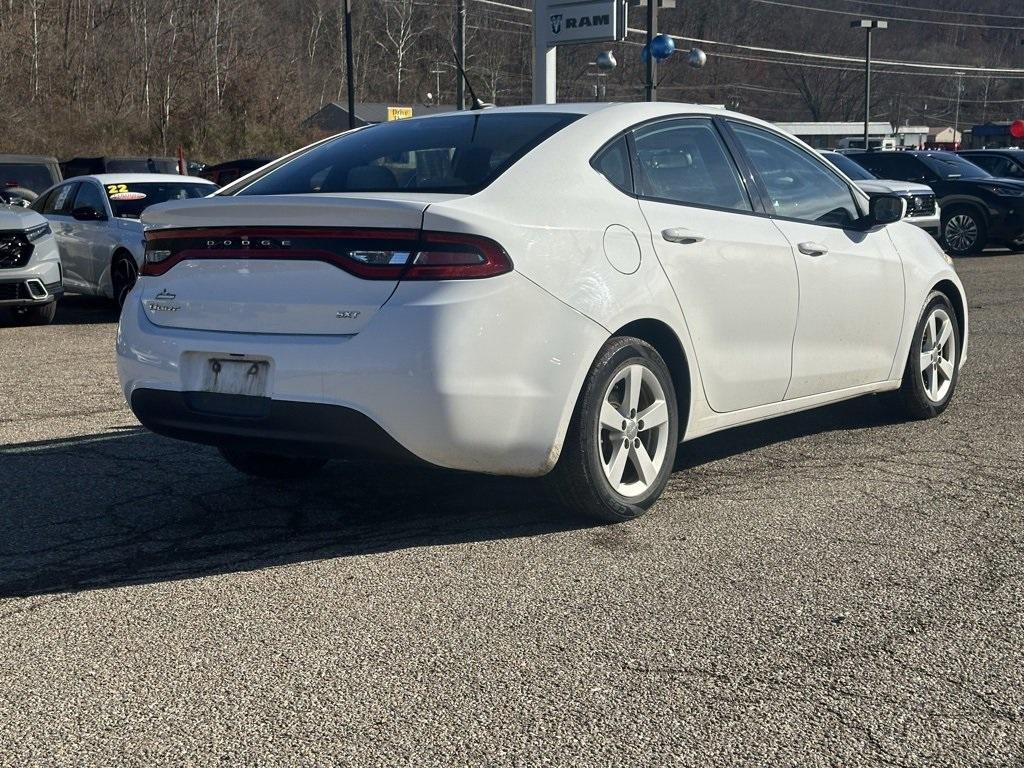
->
(234, 112, 581, 196)
(0, 162, 58, 194)
(103, 181, 215, 218)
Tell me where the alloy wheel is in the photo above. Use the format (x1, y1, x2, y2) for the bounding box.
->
(598, 363, 671, 498)
(944, 214, 978, 254)
(919, 307, 956, 403)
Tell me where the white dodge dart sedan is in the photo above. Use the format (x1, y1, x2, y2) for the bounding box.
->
(117, 104, 968, 522)
(33, 173, 216, 307)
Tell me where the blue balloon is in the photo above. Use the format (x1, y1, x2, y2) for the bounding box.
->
(650, 34, 676, 61)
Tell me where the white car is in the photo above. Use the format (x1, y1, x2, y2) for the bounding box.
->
(32, 173, 216, 307)
(0, 205, 62, 325)
(821, 151, 940, 234)
(117, 104, 968, 522)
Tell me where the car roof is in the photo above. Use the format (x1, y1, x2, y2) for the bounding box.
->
(63, 173, 216, 185)
(959, 148, 1024, 153)
(0, 154, 59, 164)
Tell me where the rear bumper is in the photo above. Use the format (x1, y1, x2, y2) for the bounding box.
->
(131, 389, 424, 464)
(117, 271, 608, 476)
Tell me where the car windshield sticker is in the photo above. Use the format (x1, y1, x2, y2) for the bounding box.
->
(106, 183, 128, 195)
(53, 186, 73, 210)
(109, 191, 147, 201)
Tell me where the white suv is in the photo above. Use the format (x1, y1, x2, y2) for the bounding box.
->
(0, 205, 62, 325)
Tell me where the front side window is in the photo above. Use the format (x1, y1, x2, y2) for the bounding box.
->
(731, 123, 860, 226)
(235, 113, 581, 196)
(73, 182, 107, 215)
(103, 182, 215, 219)
(631, 119, 751, 211)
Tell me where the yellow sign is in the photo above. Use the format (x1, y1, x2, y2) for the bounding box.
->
(387, 106, 413, 121)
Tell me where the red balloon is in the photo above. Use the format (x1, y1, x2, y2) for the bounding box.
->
(1010, 120, 1024, 139)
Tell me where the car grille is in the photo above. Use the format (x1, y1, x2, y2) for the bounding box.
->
(907, 195, 936, 216)
(0, 281, 32, 300)
(0, 231, 34, 269)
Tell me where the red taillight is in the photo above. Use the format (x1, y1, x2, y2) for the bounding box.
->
(142, 227, 511, 280)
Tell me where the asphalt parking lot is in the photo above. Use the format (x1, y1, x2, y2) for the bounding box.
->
(1, 256, 1022, 766)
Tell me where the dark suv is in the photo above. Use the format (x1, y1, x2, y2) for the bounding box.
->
(847, 150, 1024, 255)
(957, 148, 1024, 181)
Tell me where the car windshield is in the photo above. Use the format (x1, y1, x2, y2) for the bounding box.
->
(0, 162, 57, 194)
(921, 153, 991, 180)
(822, 152, 876, 181)
(234, 112, 582, 196)
(103, 181, 216, 218)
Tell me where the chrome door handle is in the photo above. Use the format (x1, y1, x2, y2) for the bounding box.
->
(662, 228, 706, 245)
(797, 241, 829, 257)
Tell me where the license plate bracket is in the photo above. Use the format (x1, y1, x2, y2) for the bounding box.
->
(201, 358, 269, 397)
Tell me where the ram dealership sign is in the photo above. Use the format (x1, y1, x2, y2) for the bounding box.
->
(541, 1, 625, 46)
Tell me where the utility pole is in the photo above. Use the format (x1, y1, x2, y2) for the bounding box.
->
(851, 19, 887, 150)
(953, 71, 965, 149)
(645, 0, 658, 102)
(343, 0, 356, 129)
(455, 0, 466, 109)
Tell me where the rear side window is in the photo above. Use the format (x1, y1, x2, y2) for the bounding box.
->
(631, 119, 751, 212)
(235, 112, 581, 196)
(592, 137, 633, 194)
(851, 153, 933, 183)
(731, 123, 860, 226)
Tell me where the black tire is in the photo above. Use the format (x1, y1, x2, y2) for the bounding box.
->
(893, 291, 961, 420)
(8, 300, 57, 326)
(941, 207, 986, 257)
(112, 254, 138, 309)
(218, 447, 328, 480)
(547, 336, 679, 523)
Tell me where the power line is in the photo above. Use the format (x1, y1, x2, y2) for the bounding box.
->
(626, 28, 1024, 75)
(747, 0, 1024, 31)
(834, 0, 1024, 22)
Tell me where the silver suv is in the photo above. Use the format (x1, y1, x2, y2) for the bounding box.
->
(0, 205, 62, 325)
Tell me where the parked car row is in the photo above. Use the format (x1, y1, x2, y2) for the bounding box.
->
(826, 147, 1024, 256)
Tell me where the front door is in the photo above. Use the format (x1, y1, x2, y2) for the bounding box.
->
(727, 121, 905, 398)
(631, 118, 799, 413)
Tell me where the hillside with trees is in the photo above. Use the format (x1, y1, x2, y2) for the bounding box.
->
(1, 0, 1022, 163)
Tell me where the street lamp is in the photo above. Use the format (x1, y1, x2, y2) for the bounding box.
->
(851, 19, 888, 151)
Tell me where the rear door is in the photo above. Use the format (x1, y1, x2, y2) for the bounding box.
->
(726, 121, 905, 398)
(631, 117, 799, 413)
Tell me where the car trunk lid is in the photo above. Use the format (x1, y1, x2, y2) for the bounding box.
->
(138, 195, 440, 335)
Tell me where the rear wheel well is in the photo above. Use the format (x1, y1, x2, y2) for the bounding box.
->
(111, 248, 134, 269)
(612, 319, 691, 434)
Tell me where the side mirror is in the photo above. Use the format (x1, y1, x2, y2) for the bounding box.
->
(869, 194, 906, 226)
(72, 205, 106, 221)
